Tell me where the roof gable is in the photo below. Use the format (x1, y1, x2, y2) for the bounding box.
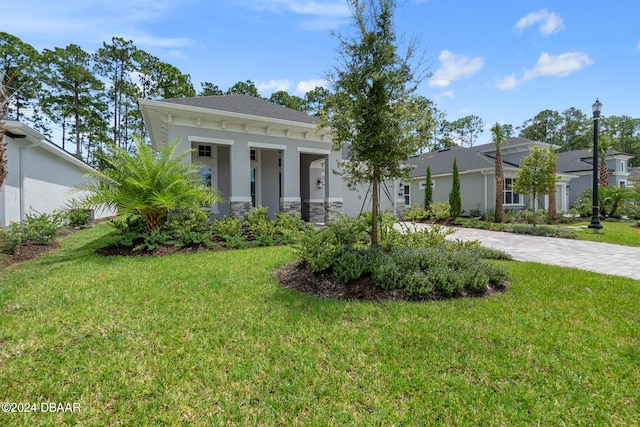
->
(158, 95, 317, 125)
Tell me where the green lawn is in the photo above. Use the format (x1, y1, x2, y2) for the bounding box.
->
(1, 223, 639, 425)
(574, 220, 640, 246)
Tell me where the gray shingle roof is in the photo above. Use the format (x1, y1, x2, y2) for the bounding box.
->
(158, 94, 317, 125)
(555, 149, 593, 173)
(407, 138, 537, 177)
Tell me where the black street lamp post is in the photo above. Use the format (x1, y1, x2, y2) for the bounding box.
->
(588, 98, 603, 230)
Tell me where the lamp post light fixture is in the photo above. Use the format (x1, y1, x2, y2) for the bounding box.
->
(588, 98, 603, 230)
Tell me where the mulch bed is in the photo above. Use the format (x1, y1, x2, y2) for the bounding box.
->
(5, 231, 509, 303)
(273, 259, 509, 302)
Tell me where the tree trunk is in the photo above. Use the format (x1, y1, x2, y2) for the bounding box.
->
(495, 149, 504, 223)
(371, 165, 379, 247)
(0, 114, 7, 190)
(144, 209, 167, 232)
(599, 159, 609, 189)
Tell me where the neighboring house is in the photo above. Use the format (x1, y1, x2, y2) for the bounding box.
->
(556, 149, 633, 202)
(0, 119, 113, 227)
(404, 137, 634, 215)
(140, 95, 403, 222)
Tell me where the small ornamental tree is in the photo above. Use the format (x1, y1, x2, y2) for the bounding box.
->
(513, 146, 558, 224)
(319, 0, 431, 246)
(449, 157, 462, 218)
(424, 165, 432, 211)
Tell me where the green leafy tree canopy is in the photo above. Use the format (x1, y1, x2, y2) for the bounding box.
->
(319, 0, 431, 245)
(513, 146, 558, 223)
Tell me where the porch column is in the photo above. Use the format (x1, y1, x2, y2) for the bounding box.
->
(280, 147, 301, 216)
(229, 142, 252, 217)
(324, 150, 343, 222)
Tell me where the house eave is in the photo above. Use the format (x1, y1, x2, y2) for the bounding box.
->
(1, 119, 95, 172)
(139, 98, 330, 148)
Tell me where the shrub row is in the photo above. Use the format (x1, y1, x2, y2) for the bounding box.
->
(0, 211, 68, 255)
(294, 218, 511, 298)
(110, 207, 309, 251)
(455, 218, 577, 239)
(404, 202, 451, 222)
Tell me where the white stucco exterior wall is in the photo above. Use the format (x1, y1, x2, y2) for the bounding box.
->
(0, 122, 115, 227)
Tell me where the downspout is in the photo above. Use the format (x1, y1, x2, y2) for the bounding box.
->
(19, 139, 45, 221)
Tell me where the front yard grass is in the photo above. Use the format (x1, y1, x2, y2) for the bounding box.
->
(574, 220, 640, 247)
(1, 223, 638, 425)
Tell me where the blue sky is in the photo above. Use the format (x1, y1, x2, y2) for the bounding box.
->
(5, 0, 640, 145)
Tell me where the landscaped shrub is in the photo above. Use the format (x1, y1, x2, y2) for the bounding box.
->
(133, 229, 173, 251)
(295, 227, 341, 272)
(165, 209, 211, 234)
(212, 215, 244, 241)
(254, 234, 274, 247)
(328, 213, 370, 245)
(110, 214, 146, 235)
(405, 204, 429, 221)
(20, 212, 63, 245)
(401, 223, 456, 249)
(0, 224, 22, 255)
(245, 206, 275, 238)
(64, 209, 92, 228)
(430, 202, 451, 221)
(275, 212, 307, 235)
(170, 230, 215, 248)
(333, 246, 380, 283)
(506, 224, 577, 238)
(223, 235, 249, 249)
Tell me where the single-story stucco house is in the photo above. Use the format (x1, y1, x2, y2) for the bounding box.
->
(139, 95, 402, 222)
(0, 119, 114, 227)
(403, 137, 634, 215)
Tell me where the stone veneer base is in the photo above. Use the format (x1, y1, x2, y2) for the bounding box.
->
(280, 200, 302, 217)
(229, 201, 253, 218)
(324, 200, 343, 223)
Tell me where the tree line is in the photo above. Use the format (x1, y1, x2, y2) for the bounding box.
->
(430, 107, 640, 165)
(0, 32, 330, 167)
(2, 31, 639, 170)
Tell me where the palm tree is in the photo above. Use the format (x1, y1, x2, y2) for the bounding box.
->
(70, 135, 222, 231)
(491, 123, 505, 223)
(598, 135, 614, 189)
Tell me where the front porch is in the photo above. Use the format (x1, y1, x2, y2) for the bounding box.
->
(191, 139, 343, 223)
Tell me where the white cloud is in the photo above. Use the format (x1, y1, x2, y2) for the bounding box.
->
(434, 91, 455, 102)
(429, 50, 484, 88)
(497, 52, 592, 90)
(250, 0, 350, 17)
(257, 79, 293, 94)
(514, 9, 564, 36)
(247, 0, 350, 30)
(523, 52, 592, 80)
(497, 73, 518, 91)
(295, 79, 328, 95)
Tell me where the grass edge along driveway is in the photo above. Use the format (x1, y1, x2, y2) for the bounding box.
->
(1, 223, 638, 425)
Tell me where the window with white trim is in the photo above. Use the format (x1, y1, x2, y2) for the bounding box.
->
(504, 178, 521, 205)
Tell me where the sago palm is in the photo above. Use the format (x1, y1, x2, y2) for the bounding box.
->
(70, 135, 221, 231)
